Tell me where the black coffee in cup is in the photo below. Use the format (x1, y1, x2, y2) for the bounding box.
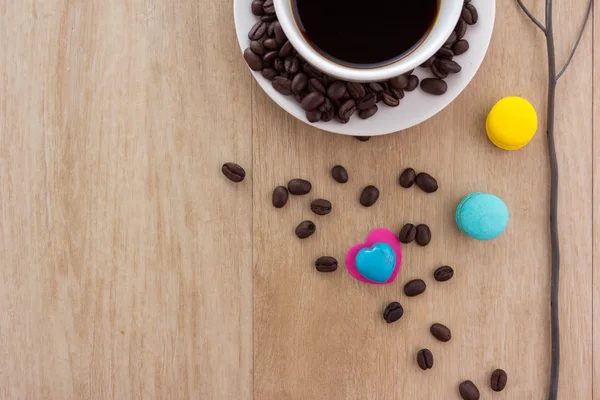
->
(292, 0, 439, 67)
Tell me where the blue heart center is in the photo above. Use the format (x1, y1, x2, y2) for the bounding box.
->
(355, 242, 396, 283)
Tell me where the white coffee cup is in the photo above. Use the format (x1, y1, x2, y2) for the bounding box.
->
(273, 0, 463, 82)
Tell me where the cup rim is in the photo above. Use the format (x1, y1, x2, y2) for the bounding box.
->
(273, 0, 464, 82)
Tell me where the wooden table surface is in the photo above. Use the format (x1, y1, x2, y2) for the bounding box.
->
(0, 0, 597, 399)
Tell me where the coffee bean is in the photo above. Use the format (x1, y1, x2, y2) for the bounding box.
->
(338, 99, 357, 121)
(250, 40, 265, 55)
(420, 56, 435, 68)
(367, 82, 384, 94)
(301, 92, 325, 111)
(415, 172, 438, 193)
(311, 199, 332, 215)
(459, 381, 480, 400)
(389, 87, 405, 100)
(251, 0, 265, 16)
(284, 56, 300, 74)
(272, 76, 293, 95)
(430, 323, 451, 342)
(383, 302, 404, 323)
(452, 40, 470, 56)
(490, 369, 508, 392)
(315, 256, 338, 272)
(295, 220, 316, 239)
(273, 22, 287, 45)
(382, 91, 400, 107)
(291, 73, 308, 93)
(462, 3, 478, 25)
(404, 279, 426, 297)
(279, 41, 294, 57)
(405, 75, 419, 91)
(359, 105, 378, 119)
(262, 68, 277, 80)
(267, 22, 276, 37)
(455, 18, 467, 39)
(305, 110, 321, 122)
(288, 178, 312, 195)
(331, 165, 348, 183)
(357, 93, 376, 110)
(355, 136, 371, 142)
(399, 223, 417, 243)
(421, 78, 448, 95)
(436, 46, 454, 59)
(360, 185, 380, 207)
(262, 0, 275, 14)
(436, 58, 462, 74)
(399, 168, 416, 188)
(434, 266, 454, 282)
(294, 93, 303, 103)
(243, 48, 263, 71)
(321, 108, 334, 122)
(273, 57, 285, 72)
(308, 78, 326, 95)
(389, 75, 408, 89)
(303, 63, 323, 78)
(431, 62, 449, 79)
(263, 38, 278, 51)
(272, 186, 289, 208)
(260, 14, 277, 22)
(222, 162, 246, 182)
(248, 21, 267, 40)
(445, 31, 457, 46)
(263, 50, 278, 66)
(346, 82, 366, 99)
(415, 224, 431, 246)
(417, 349, 434, 370)
(327, 81, 347, 99)
(318, 98, 332, 113)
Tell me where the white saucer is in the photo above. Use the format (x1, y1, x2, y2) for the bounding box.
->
(234, 0, 496, 136)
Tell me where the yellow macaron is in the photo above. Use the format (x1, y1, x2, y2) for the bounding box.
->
(486, 96, 538, 150)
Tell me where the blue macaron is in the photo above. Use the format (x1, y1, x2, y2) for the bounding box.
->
(455, 193, 509, 240)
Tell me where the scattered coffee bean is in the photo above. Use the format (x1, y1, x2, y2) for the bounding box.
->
(308, 78, 326, 95)
(389, 87, 405, 100)
(251, 0, 265, 16)
(250, 40, 265, 55)
(462, 3, 479, 25)
(420, 56, 435, 68)
(262, 68, 277, 80)
(291, 73, 307, 93)
(404, 279, 426, 297)
(321, 108, 334, 122)
(490, 369, 507, 392)
(338, 99, 357, 121)
(434, 266, 454, 282)
(263, 50, 278, 66)
(272, 76, 293, 95)
(455, 18, 467, 39)
(318, 98, 332, 112)
(430, 61, 449, 79)
(222, 162, 246, 182)
(315, 256, 338, 272)
(288, 178, 312, 195)
(415, 172, 438, 193)
(327, 81, 347, 100)
(295, 220, 316, 239)
(347, 82, 366, 99)
(459, 381, 480, 400)
(436, 58, 462, 74)
(399, 168, 417, 188)
(267, 21, 275, 37)
(417, 349, 434, 370)
(368, 82, 384, 94)
(306, 110, 321, 123)
(430, 323, 451, 342)
(272, 186, 289, 208)
(415, 224, 432, 246)
(389, 75, 408, 89)
(399, 223, 417, 243)
(445, 31, 457, 46)
(248, 21, 267, 40)
(311, 199, 332, 215)
(435, 46, 454, 59)
(331, 165, 348, 183)
(260, 14, 277, 22)
(357, 93, 376, 110)
(360, 185, 380, 207)
(279, 41, 294, 57)
(359, 105, 378, 119)
(405, 75, 419, 91)
(354, 136, 371, 142)
(421, 78, 448, 95)
(452, 40, 470, 56)
(284, 56, 300, 74)
(244, 48, 263, 71)
(301, 92, 325, 111)
(262, 0, 275, 14)
(383, 302, 404, 323)
(382, 91, 400, 107)
(273, 22, 287, 45)
(263, 38, 278, 51)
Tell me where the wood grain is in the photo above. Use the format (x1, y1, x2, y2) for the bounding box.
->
(594, 1, 600, 399)
(0, 1, 252, 399)
(253, 1, 594, 399)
